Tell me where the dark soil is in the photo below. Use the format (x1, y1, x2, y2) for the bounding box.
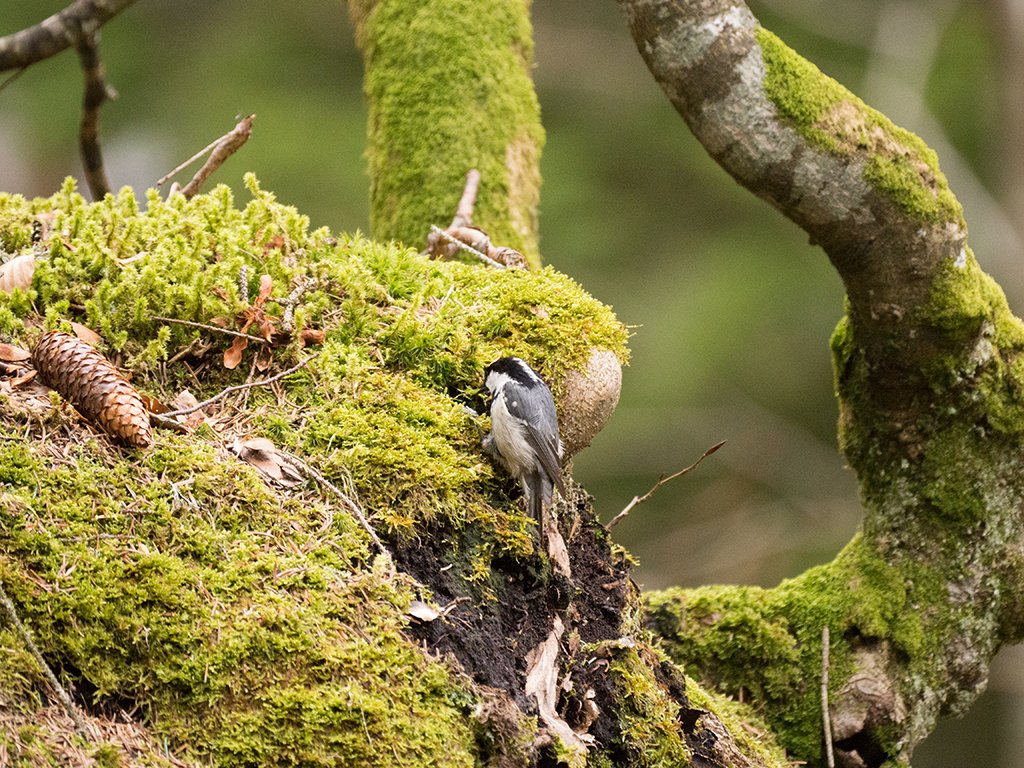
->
(395, 480, 633, 724)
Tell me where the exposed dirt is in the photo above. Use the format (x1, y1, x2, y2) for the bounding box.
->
(396, 481, 636, 752)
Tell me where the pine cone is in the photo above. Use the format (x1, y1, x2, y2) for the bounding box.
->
(32, 331, 153, 449)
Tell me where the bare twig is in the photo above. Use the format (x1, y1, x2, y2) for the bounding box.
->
(428, 225, 507, 269)
(152, 315, 268, 344)
(283, 454, 389, 556)
(425, 170, 525, 268)
(0, 579, 89, 735)
(75, 30, 114, 199)
(148, 412, 189, 433)
(172, 115, 255, 199)
(0, 0, 137, 72)
(159, 354, 315, 419)
(451, 168, 481, 229)
(822, 625, 835, 768)
(606, 440, 726, 530)
(156, 136, 227, 187)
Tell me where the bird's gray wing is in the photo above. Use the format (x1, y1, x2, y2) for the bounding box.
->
(502, 379, 565, 494)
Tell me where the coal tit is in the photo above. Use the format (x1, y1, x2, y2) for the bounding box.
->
(482, 357, 566, 519)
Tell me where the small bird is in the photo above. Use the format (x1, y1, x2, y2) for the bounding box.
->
(481, 356, 566, 519)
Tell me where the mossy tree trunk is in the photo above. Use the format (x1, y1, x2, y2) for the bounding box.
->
(347, 0, 544, 266)
(617, 0, 1024, 765)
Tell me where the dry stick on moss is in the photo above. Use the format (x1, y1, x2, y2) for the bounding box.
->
(425, 169, 509, 269)
(169, 115, 255, 199)
(606, 440, 726, 530)
(0, 580, 89, 735)
(282, 454, 389, 557)
(428, 226, 507, 269)
(158, 354, 316, 420)
(822, 625, 835, 768)
(152, 315, 268, 344)
(74, 30, 114, 199)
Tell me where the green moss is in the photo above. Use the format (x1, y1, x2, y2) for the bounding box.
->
(606, 645, 691, 766)
(684, 680, 790, 768)
(645, 535, 953, 763)
(354, 0, 544, 262)
(756, 27, 962, 224)
(910, 248, 1024, 440)
(0, 178, 629, 765)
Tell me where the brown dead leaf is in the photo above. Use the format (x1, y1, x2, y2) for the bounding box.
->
(0, 343, 31, 362)
(169, 390, 205, 428)
(263, 234, 286, 255)
(223, 336, 248, 369)
(231, 436, 304, 487)
(139, 393, 169, 414)
(257, 316, 275, 342)
(69, 322, 102, 346)
(256, 274, 273, 306)
(221, 274, 279, 368)
(299, 328, 326, 347)
(0, 253, 35, 293)
(255, 344, 273, 372)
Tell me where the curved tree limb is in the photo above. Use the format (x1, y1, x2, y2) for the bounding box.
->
(0, 0, 137, 200)
(620, 0, 1024, 765)
(0, 0, 136, 72)
(75, 31, 114, 199)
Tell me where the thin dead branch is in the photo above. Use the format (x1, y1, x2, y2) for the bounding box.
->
(158, 354, 316, 420)
(156, 136, 228, 187)
(0, 0, 137, 72)
(166, 115, 255, 199)
(428, 225, 508, 269)
(282, 454, 389, 557)
(152, 315, 268, 345)
(0, 579, 89, 735)
(451, 168, 480, 229)
(606, 440, 726, 530)
(75, 31, 115, 199)
(425, 170, 525, 269)
(822, 625, 835, 768)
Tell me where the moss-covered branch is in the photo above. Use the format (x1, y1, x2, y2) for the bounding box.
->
(347, 0, 544, 265)
(618, 0, 1024, 765)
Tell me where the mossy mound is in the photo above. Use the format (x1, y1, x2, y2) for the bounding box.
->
(0, 177, 627, 766)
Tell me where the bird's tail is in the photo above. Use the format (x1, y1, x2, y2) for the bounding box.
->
(528, 472, 554, 521)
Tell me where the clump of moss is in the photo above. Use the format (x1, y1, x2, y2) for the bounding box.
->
(756, 27, 962, 224)
(644, 535, 954, 763)
(684, 679, 790, 768)
(605, 644, 691, 766)
(0, 177, 629, 765)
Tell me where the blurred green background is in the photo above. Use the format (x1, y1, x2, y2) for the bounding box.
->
(2, 1, 1023, 765)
